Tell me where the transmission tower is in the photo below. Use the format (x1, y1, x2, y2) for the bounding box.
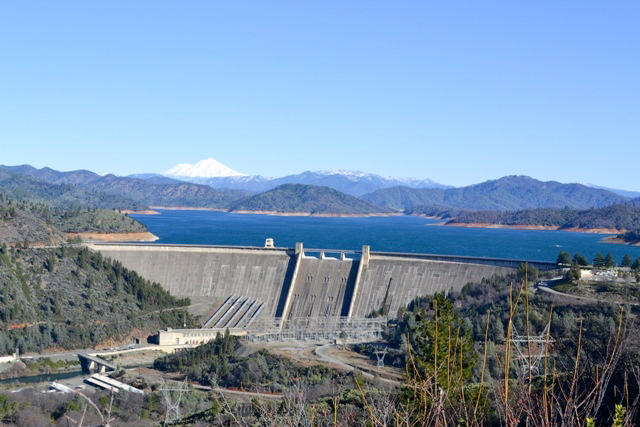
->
(510, 323, 554, 375)
(160, 378, 188, 426)
(374, 347, 388, 368)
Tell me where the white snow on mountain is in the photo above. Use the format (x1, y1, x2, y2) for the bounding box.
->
(316, 170, 444, 186)
(317, 170, 370, 178)
(164, 158, 246, 178)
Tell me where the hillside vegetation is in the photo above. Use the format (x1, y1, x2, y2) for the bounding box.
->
(363, 175, 629, 211)
(0, 165, 246, 209)
(154, 333, 347, 393)
(0, 195, 149, 245)
(436, 204, 640, 231)
(0, 245, 193, 354)
(229, 183, 392, 214)
(49, 208, 148, 233)
(0, 168, 143, 210)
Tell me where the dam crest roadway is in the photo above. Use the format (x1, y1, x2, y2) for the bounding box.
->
(89, 242, 556, 340)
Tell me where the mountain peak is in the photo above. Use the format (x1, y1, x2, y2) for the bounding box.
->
(164, 158, 246, 178)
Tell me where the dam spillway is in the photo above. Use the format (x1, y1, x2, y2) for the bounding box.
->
(89, 243, 556, 326)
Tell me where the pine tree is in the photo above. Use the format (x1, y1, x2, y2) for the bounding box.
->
(556, 251, 571, 265)
(412, 293, 476, 389)
(593, 253, 605, 268)
(604, 253, 616, 268)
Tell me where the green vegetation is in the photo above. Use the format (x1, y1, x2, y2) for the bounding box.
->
(0, 165, 246, 210)
(0, 195, 66, 245)
(0, 194, 149, 245)
(365, 175, 628, 211)
(154, 332, 347, 393)
(0, 168, 144, 210)
(409, 294, 475, 389)
(616, 229, 640, 244)
(0, 245, 193, 354)
(384, 272, 640, 426)
(23, 357, 79, 374)
(559, 250, 631, 270)
(49, 208, 148, 233)
(230, 183, 392, 214)
(437, 204, 640, 231)
(1, 268, 639, 425)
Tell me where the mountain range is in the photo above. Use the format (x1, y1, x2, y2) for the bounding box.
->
(1, 161, 639, 216)
(157, 158, 449, 196)
(362, 175, 630, 211)
(0, 165, 245, 209)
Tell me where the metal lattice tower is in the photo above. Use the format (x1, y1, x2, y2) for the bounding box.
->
(160, 378, 188, 426)
(374, 347, 388, 368)
(510, 323, 554, 375)
(245, 316, 386, 343)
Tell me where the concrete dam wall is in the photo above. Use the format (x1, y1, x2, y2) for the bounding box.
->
(348, 255, 515, 318)
(90, 244, 295, 318)
(283, 257, 359, 320)
(90, 243, 556, 325)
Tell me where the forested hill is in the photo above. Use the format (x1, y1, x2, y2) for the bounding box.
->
(0, 245, 193, 354)
(0, 168, 143, 210)
(229, 183, 393, 214)
(0, 195, 149, 245)
(362, 175, 629, 211)
(0, 165, 247, 209)
(434, 204, 640, 231)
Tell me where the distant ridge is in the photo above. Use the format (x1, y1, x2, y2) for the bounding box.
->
(3, 164, 636, 215)
(362, 175, 629, 211)
(585, 184, 640, 199)
(439, 204, 640, 232)
(161, 159, 449, 196)
(0, 165, 247, 209)
(229, 183, 392, 215)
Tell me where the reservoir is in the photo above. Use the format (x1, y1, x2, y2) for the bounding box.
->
(130, 210, 640, 264)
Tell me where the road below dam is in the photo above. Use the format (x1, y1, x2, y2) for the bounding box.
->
(89, 243, 556, 325)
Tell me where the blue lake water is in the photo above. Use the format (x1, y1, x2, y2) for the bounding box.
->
(130, 210, 640, 264)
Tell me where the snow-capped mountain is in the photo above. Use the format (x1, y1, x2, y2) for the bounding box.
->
(164, 158, 246, 179)
(315, 170, 446, 189)
(160, 159, 449, 196)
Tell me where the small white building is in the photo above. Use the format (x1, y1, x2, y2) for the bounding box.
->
(158, 328, 247, 346)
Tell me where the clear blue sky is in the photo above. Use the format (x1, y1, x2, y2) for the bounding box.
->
(1, 1, 638, 189)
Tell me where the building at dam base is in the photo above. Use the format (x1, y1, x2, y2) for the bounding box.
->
(90, 242, 556, 333)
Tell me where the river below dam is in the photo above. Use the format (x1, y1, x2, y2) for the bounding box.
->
(129, 210, 640, 264)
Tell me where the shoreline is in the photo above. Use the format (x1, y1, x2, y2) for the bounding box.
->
(149, 206, 227, 212)
(602, 236, 640, 246)
(149, 206, 399, 218)
(443, 222, 640, 245)
(229, 210, 401, 218)
(120, 209, 161, 215)
(444, 222, 624, 234)
(65, 231, 159, 242)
